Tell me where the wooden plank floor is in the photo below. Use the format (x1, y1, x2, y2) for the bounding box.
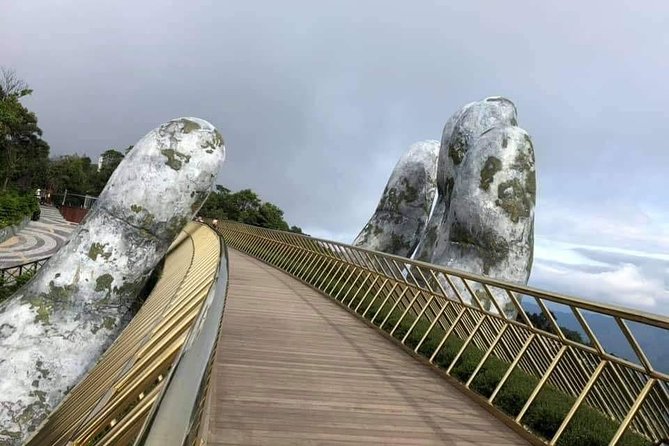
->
(206, 250, 529, 445)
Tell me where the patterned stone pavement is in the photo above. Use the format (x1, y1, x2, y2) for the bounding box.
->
(0, 206, 77, 268)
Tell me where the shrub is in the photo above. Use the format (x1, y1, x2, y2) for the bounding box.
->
(0, 270, 35, 303)
(0, 190, 39, 229)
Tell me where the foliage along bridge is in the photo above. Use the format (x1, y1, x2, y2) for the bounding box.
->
(4, 221, 668, 445)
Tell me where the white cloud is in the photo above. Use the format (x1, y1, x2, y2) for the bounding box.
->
(536, 201, 669, 255)
(534, 239, 609, 267)
(531, 258, 669, 315)
(529, 201, 669, 315)
(303, 227, 356, 244)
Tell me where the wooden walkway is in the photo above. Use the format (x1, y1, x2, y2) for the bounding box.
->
(206, 250, 529, 445)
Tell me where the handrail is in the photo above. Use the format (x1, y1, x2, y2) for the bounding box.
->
(215, 220, 669, 446)
(134, 231, 229, 445)
(25, 223, 228, 446)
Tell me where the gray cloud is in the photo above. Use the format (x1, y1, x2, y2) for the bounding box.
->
(531, 258, 669, 315)
(2, 0, 668, 313)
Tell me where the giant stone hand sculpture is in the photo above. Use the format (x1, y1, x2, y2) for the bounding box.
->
(436, 124, 535, 316)
(353, 140, 439, 258)
(357, 97, 535, 318)
(413, 109, 468, 262)
(0, 117, 225, 444)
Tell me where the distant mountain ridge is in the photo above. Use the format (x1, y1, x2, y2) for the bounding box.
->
(522, 301, 668, 374)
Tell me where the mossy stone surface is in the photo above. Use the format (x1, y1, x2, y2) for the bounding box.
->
(413, 98, 535, 319)
(354, 140, 439, 257)
(0, 117, 226, 444)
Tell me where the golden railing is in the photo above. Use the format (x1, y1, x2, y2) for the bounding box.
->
(26, 222, 228, 446)
(216, 220, 669, 446)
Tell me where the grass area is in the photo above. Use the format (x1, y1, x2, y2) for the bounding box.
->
(234, 240, 652, 446)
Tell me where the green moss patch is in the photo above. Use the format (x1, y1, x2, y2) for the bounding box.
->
(449, 221, 509, 274)
(496, 178, 533, 223)
(88, 242, 112, 261)
(95, 273, 114, 294)
(160, 148, 191, 171)
(480, 156, 502, 191)
(201, 130, 224, 153)
(178, 118, 201, 133)
(448, 132, 467, 165)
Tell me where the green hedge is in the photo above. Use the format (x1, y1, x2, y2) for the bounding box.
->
(0, 190, 39, 229)
(268, 250, 652, 446)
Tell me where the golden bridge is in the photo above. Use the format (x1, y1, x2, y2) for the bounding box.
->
(2, 222, 667, 445)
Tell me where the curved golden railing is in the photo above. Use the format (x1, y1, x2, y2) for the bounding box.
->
(25, 222, 228, 446)
(216, 220, 669, 446)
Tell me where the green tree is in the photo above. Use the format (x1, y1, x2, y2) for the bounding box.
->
(257, 202, 289, 231)
(94, 149, 124, 193)
(47, 154, 97, 195)
(525, 310, 586, 344)
(231, 189, 261, 222)
(197, 185, 301, 232)
(198, 185, 231, 220)
(0, 68, 50, 192)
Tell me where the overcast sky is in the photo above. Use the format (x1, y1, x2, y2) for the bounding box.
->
(2, 1, 668, 315)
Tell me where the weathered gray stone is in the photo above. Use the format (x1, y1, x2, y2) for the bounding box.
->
(364, 97, 535, 318)
(413, 109, 466, 262)
(415, 97, 518, 262)
(426, 99, 534, 317)
(0, 117, 225, 444)
(353, 140, 439, 258)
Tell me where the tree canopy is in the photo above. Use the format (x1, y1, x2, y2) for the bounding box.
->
(198, 186, 303, 233)
(46, 149, 126, 196)
(524, 310, 587, 344)
(96, 149, 125, 190)
(0, 68, 50, 192)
